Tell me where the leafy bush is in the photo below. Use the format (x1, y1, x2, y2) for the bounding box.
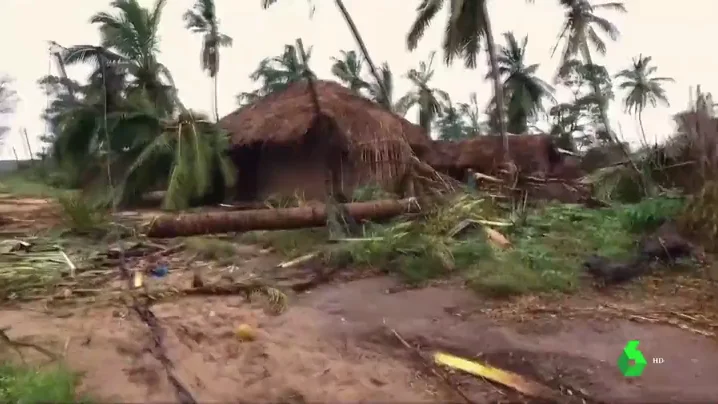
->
(0, 363, 86, 403)
(619, 196, 685, 232)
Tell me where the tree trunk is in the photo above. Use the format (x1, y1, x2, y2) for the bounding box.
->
(334, 0, 388, 108)
(582, 50, 615, 143)
(213, 74, 220, 122)
(582, 49, 653, 195)
(638, 109, 648, 146)
(480, 4, 510, 163)
(145, 198, 420, 238)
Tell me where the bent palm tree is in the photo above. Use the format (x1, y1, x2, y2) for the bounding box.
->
(184, 0, 233, 122)
(492, 32, 554, 133)
(396, 52, 449, 134)
(120, 108, 235, 210)
(331, 50, 368, 93)
(615, 54, 673, 145)
(406, 0, 512, 160)
(553, 0, 626, 142)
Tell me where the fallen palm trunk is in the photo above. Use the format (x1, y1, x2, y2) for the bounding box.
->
(144, 198, 421, 238)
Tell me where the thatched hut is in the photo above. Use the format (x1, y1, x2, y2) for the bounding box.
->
(220, 80, 432, 201)
(428, 134, 566, 179)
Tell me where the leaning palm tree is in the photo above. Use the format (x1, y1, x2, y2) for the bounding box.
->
(395, 52, 450, 134)
(119, 106, 235, 210)
(552, 0, 626, 142)
(492, 32, 554, 133)
(406, 0, 519, 162)
(184, 0, 233, 122)
(331, 50, 368, 93)
(615, 54, 673, 145)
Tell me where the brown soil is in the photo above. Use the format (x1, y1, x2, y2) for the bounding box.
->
(1, 197, 718, 403)
(0, 195, 61, 231)
(2, 275, 717, 403)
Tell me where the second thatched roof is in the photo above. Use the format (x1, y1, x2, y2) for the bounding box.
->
(219, 80, 432, 157)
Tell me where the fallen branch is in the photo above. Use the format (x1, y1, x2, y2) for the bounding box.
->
(388, 326, 477, 404)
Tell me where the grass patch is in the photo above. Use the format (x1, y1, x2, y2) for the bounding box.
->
(326, 195, 498, 285)
(0, 172, 76, 199)
(321, 196, 641, 297)
(0, 362, 87, 403)
(184, 236, 241, 264)
(239, 229, 329, 258)
(467, 203, 636, 297)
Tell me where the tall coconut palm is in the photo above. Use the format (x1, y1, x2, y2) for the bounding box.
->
(331, 50, 368, 93)
(552, 0, 626, 142)
(406, 0, 521, 161)
(491, 32, 554, 134)
(395, 52, 450, 134)
(615, 54, 673, 145)
(87, 0, 177, 116)
(184, 0, 233, 122)
(261, 0, 389, 107)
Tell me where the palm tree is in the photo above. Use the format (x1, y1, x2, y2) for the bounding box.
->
(406, 0, 519, 162)
(261, 0, 389, 107)
(457, 93, 485, 135)
(184, 0, 233, 122)
(86, 0, 177, 116)
(120, 108, 234, 210)
(366, 62, 396, 111)
(395, 52, 449, 134)
(491, 32, 554, 134)
(240, 44, 315, 102)
(615, 54, 673, 145)
(0, 76, 17, 139)
(436, 96, 469, 141)
(331, 50, 368, 93)
(553, 0, 626, 142)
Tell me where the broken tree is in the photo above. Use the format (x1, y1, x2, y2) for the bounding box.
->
(144, 198, 421, 238)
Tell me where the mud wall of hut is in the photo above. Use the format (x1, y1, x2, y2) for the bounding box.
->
(248, 141, 362, 201)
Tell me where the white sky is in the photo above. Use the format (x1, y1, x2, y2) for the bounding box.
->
(0, 0, 713, 159)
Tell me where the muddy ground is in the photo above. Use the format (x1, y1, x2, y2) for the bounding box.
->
(2, 196, 718, 403)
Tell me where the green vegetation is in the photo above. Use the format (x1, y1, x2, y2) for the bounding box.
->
(237, 194, 688, 298)
(0, 363, 85, 403)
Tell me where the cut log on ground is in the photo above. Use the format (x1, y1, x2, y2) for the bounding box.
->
(145, 198, 421, 238)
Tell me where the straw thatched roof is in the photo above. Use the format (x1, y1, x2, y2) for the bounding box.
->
(219, 80, 432, 155)
(429, 134, 561, 175)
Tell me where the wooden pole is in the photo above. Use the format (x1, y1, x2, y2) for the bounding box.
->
(22, 128, 34, 161)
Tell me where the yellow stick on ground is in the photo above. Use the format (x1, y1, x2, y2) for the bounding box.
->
(433, 352, 556, 399)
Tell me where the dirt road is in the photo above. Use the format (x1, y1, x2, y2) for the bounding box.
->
(3, 276, 717, 403)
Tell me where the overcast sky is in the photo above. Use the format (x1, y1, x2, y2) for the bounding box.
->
(0, 0, 713, 159)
